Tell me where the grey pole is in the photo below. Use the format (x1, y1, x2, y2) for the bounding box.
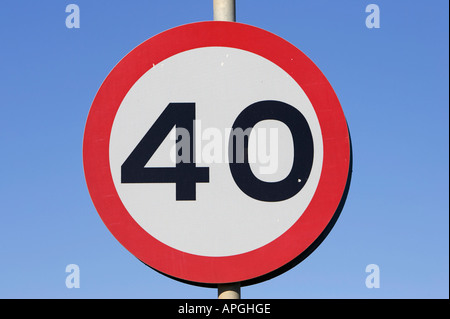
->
(218, 282, 241, 299)
(213, 0, 240, 300)
(213, 0, 236, 22)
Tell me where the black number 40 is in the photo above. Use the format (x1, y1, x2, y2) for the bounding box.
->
(121, 100, 313, 202)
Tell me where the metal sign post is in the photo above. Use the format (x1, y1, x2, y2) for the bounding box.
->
(213, 0, 241, 300)
(213, 0, 236, 22)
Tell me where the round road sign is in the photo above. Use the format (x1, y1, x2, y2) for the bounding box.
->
(83, 21, 351, 286)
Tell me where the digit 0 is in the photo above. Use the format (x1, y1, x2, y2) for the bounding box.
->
(229, 100, 314, 202)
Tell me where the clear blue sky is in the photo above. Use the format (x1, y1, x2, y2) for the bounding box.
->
(0, 1, 448, 299)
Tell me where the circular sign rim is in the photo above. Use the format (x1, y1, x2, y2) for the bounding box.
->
(83, 21, 351, 285)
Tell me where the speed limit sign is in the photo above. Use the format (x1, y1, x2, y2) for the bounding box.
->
(83, 21, 351, 285)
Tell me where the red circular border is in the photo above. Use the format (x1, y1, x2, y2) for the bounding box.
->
(83, 21, 351, 285)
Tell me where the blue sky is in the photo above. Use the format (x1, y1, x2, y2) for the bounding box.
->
(0, 1, 448, 299)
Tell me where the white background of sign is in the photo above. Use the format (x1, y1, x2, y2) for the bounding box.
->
(109, 47, 324, 256)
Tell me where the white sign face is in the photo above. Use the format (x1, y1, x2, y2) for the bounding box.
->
(84, 21, 351, 285)
(109, 46, 324, 257)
